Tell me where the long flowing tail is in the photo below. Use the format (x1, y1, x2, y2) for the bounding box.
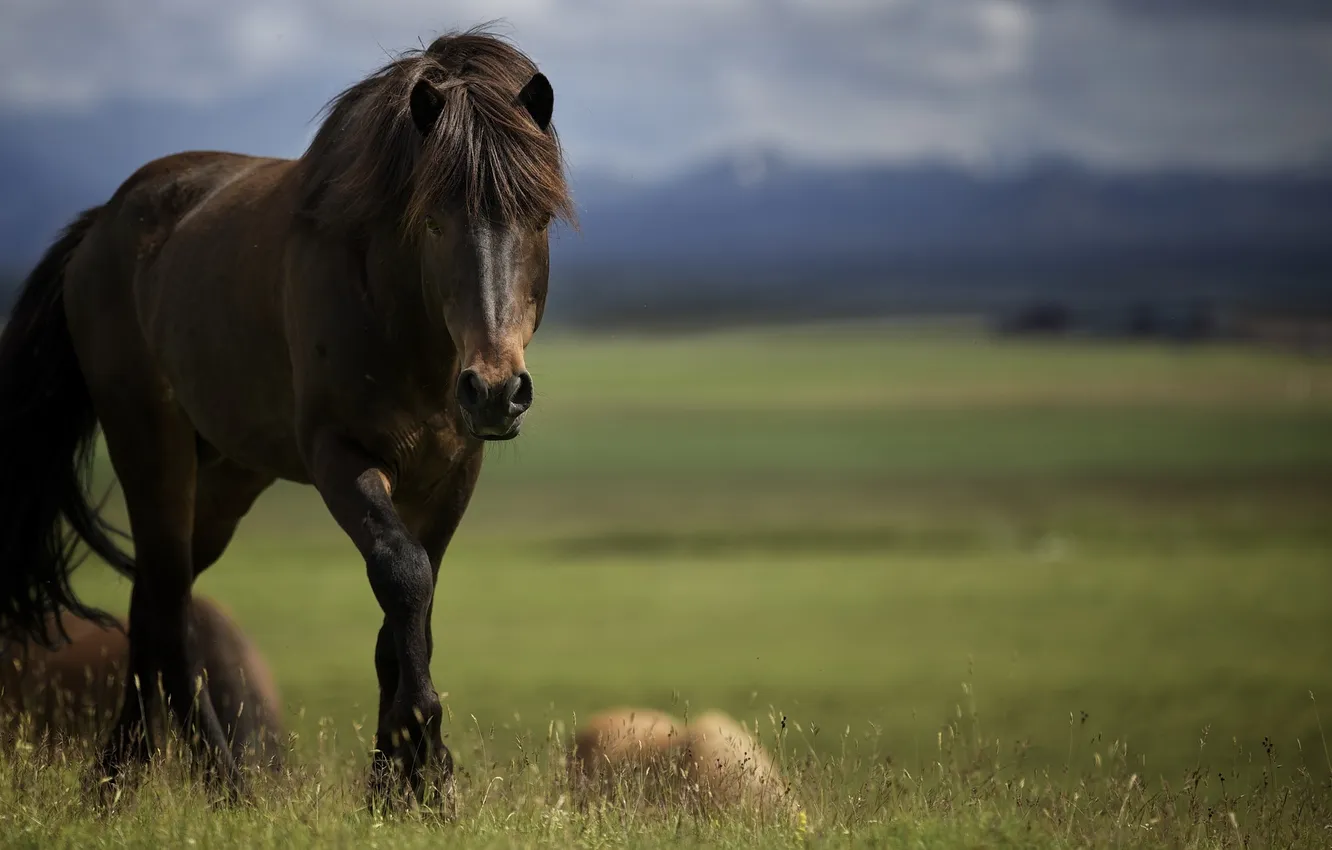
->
(0, 206, 135, 646)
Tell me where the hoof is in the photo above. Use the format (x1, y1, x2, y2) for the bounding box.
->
(366, 742, 455, 817)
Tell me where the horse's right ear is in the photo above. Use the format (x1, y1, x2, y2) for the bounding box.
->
(517, 72, 554, 133)
(410, 80, 443, 136)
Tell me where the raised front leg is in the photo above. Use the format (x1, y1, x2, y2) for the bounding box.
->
(302, 431, 450, 806)
(373, 450, 484, 797)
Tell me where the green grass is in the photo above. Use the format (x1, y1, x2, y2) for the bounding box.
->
(8, 320, 1332, 847)
(3, 712, 1330, 849)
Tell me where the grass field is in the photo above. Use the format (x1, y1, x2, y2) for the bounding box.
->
(5, 320, 1332, 847)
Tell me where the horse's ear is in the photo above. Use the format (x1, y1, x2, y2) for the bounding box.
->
(410, 79, 443, 136)
(517, 72, 553, 132)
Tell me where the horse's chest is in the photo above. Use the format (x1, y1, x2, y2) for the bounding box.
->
(373, 416, 473, 492)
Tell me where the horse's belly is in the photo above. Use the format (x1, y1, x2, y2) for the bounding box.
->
(165, 336, 309, 482)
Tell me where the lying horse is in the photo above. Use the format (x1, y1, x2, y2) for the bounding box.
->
(570, 707, 799, 815)
(571, 707, 687, 802)
(0, 25, 571, 804)
(1, 596, 284, 770)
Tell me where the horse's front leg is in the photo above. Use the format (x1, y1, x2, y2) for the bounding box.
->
(302, 431, 449, 806)
(380, 451, 484, 806)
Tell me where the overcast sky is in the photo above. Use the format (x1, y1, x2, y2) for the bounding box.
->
(2, 0, 1331, 178)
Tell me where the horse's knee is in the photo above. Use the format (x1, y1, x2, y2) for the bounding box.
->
(374, 622, 397, 675)
(366, 538, 433, 624)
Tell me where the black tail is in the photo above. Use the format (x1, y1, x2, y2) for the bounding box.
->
(0, 206, 135, 647)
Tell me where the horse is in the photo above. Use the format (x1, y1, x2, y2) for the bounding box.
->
(0, 26, 572, 805)
(684, 710, 796, 815)
(569, 707, 689, 801)
(1, 595, 285, 771)
(569, 707, 800, 816)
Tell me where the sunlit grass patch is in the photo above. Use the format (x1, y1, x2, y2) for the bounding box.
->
(3, 689, 1330, 848)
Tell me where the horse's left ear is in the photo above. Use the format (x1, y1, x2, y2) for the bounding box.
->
(410, 79, 444, 136)
(517, 72, 553, 132)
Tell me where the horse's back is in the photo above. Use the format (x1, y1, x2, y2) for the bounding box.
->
(62, 149, 289, 337)
(572, 706, 686, 770)
(72, 150, 278, 277)
(114, 151, 288, 233)
(61, 149, 307, 480)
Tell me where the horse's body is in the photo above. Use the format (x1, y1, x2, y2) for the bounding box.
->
(569, 707, 798, 815)
(1, 596, 284, 770)
(684, 711, 795, 814)
(0, 28, 570, 804)
(570, 707, 687, 799)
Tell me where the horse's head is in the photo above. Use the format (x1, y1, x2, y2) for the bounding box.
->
(299, 30, 572, 442)
(406, 69, 559, 441)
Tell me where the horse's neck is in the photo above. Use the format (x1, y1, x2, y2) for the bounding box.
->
(362, 233, 461, 385)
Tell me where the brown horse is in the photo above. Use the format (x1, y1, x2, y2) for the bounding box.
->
(1, 596, 284, 771)
(0, 26, 571, 804)
(568, 707, 800, 816)
(684, 710, 796, 815)
(570, 707, 688, 801)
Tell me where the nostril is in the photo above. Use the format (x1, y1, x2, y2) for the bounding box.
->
(510, 371, 534, 411)
(458, 370, 486, 413)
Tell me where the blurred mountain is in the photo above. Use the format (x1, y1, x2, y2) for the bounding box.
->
(562, 148, 1332, 263)
(3, 118, 1331, 324)
(548, 149, 1332, 325)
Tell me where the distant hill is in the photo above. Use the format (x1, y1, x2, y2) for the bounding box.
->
(3, 110, 1331, 325)
(546, 151, 1332, 325)
(564, 150, 1332, 264)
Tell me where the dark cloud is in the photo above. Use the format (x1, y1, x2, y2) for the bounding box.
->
(0, 0, 1329, 175)
(1094, 0, 1332, 24)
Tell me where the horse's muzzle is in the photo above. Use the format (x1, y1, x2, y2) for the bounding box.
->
(457, 368, 531, 440)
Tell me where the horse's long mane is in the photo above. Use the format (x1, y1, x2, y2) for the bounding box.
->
(298, 26, 573, 232)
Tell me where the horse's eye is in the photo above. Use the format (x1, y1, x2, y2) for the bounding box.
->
(425, 216, 441, 236)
